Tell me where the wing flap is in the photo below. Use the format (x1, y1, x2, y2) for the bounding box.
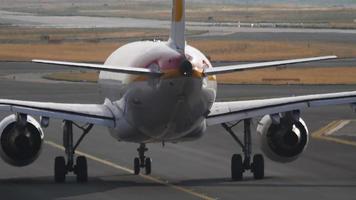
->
(207, 91, 356, 126)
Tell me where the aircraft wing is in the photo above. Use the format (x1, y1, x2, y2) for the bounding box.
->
(32, 59, 162, 76)
(204, 56, 337, 76)
(207, 91, 356, 126)
(0, 99, 116, 127)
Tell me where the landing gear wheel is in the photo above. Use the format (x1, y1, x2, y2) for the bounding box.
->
(231, 154, 243, 181)
(134, 157, 140, 175)
(223, 120, 267, 181)
(252, 154, 264, 180)
(54, 156, 66, 183)
(145, 157, 152, 175)
(75, 156, 88, 183)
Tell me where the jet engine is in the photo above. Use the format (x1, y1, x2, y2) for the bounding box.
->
(0, 114, 44, 167)
(257, 113, 309, 163)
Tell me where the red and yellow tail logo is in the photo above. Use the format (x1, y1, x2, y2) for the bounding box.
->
(173, 0, 183, 22)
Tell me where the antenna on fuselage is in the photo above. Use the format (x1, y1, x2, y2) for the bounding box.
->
(168, 0, 186, 54)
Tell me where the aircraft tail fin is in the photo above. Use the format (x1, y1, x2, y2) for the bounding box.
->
(168, 0, 186, 53)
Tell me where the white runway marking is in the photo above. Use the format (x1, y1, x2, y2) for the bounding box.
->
(313, 120, 356, 147)
(324, 120, 350, 136)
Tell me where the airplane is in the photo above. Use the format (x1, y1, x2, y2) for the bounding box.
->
(0, 0, 355, 183)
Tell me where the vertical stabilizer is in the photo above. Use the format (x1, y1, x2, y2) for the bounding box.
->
(169, 0, 186, 53)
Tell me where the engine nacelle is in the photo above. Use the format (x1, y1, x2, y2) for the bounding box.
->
(257, 114, 309, 163)
(0, 114, 44, 167)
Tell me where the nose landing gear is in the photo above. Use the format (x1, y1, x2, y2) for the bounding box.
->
(133, 143, 152, 175)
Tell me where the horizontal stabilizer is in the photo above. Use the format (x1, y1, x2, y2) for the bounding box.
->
(204, 55, 337, 76)
(33, 59, 162, 76)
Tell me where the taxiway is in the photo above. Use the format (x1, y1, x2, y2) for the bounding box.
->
(0, 63, 356, 199)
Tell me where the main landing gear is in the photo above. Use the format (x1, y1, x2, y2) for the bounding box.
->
(54, 121, 93, 183)
(133, 143, 152, 175)
(222, 119, 264, 181)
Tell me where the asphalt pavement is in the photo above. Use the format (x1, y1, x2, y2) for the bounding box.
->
(0, 63, 356, 200)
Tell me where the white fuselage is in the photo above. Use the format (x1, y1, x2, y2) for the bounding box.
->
(99, 41, 217, 143)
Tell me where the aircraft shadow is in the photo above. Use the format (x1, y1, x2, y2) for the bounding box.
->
(175, 177, 356, 188)
(0, 174, 168, 200)
(2, 174, 356, 199)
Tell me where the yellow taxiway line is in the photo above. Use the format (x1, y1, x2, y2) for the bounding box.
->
(45, 140, 216, 200)
(43, 120, 356, 200)
(312, 120, 356, 147)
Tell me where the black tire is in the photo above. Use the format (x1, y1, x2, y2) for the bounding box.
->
(145, 157, 152, 175)
(134, 157, 140, 175)
(54, 156, 66, 183)
(252, 154, 264, 180)
(231, 154, 243, 181)
(76, 156, 88, 183)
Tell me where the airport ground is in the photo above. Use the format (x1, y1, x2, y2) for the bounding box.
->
(1, 1, 356, 29)
(1, 27, 356, 63)
(1, 25, 356, 85)
(1, 63, 356, 200)
(1, 7, 356, 199)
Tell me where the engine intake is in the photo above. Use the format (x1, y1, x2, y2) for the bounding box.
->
(0, 114, 44, 167)
(257, 114, 309, 163)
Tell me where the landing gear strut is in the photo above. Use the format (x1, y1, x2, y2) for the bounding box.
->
(222, 119, 264, 181)
(133, 143, 152, 175)
(54, 120, 93, 183)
